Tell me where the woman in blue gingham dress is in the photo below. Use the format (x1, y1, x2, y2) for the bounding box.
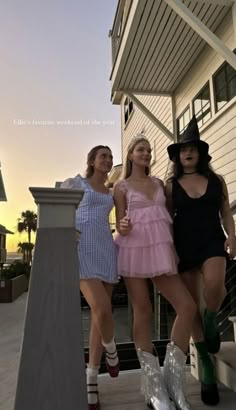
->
(76, 177, 117, 282)
(61, 145, 119, 410)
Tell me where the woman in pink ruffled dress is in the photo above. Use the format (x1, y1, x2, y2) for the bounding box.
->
(114, 136, 196, 410)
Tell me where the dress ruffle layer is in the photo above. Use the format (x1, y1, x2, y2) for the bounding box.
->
(130, 205, 172, 224)
(117, 242, 178, 277)
(115, 205, 178, 277)
(115, 219, 173, 248)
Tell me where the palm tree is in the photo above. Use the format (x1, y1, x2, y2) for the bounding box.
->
(17, 210, 37, 244)
(17, 242, 26, 263)
(18, 242, 34, 264)
(17, 210, 37, 263)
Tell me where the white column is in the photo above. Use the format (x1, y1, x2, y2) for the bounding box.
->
(14, 187, 87, 410)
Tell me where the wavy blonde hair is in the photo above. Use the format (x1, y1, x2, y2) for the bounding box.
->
(122, 135, 150, 179)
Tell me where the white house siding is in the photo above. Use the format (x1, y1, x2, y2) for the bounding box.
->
(121, 94, 173, 180)
(119, 10, 236, 214)
(175, 10, 236, 217)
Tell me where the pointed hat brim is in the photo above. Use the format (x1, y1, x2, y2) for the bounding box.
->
(167, 115, 211, 162)
(167, 140, 211, 162)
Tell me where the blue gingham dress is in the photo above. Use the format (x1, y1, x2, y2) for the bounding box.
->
(61, 175, 118, 283)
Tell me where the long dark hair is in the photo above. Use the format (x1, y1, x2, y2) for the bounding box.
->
(168, 146, 226, 201)
(85, 145, 111, 178)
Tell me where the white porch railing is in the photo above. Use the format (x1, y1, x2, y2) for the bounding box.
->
(14, 187, 87, 410)
(109, 0, 132, 65)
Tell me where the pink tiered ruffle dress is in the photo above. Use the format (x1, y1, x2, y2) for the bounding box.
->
(115, 177, 178, 278)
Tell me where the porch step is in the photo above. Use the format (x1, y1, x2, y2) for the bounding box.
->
(214, 341, 236, 392)
(229, 316, 236, 341)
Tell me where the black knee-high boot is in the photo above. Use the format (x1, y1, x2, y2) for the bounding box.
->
(195, 341, 219, 406)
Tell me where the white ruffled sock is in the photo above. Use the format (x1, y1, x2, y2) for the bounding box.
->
(102, 338, 118, 366)
(86, 365, 99, 405)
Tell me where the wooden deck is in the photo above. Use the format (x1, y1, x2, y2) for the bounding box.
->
(1, 293, 236, 410)
(98, 370, 236, 409)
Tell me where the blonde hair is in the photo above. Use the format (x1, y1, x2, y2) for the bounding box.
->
(122, 135, 150, 179)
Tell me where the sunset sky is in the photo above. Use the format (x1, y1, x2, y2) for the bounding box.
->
(0, 0, 121, 251)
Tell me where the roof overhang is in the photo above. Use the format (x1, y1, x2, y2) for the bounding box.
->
(110, 0, 234, 104)
(0, 224, 14, 235)
(0, 167, 7, 201)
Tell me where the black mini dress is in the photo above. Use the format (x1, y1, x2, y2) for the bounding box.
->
(172, 172, 227, 273)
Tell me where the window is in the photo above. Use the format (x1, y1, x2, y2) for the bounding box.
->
(124, 97, 133, 125)
(213, 55, 236, 112)
(193, 82, 211, 127)
(177, 106, 190, 140)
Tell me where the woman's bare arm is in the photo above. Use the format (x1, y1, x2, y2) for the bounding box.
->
(113, 183, 131, 235)
(219, 175, 236, 258)
(219, 175, 235, 238)
(164, 180, 174, 218)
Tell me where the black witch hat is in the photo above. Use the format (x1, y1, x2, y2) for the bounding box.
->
(167, 115, 211, 162)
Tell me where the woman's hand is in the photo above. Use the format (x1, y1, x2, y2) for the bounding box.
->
(224, 236, 236, 259)
(119, 215, 132, 236)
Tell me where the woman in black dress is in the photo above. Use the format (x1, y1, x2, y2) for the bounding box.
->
(165, 116, 236, 406)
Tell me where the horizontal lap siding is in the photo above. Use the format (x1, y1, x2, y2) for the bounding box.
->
(175, 11, 234, 112)
(209, 110, 236, 194)
(121, 95, 173, 180)
(175, 10, 236, 207)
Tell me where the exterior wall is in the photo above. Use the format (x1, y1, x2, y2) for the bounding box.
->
(0, 233, 7, 263)
(175, 10, 236, 210)
(121, 95, 173, 180)
(120, 10, 236, 212)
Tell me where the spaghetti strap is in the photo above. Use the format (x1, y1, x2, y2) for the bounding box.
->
(114, 175, 178, 278)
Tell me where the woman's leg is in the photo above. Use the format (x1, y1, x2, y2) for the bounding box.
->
(182, 270, 219, 406)
(125, 278, 173, 409)
(152, 274, 196, 352)
(80, 279, 114, 343)
(81, 280, 118, 409)
(81, 279, 118, 369)
(202, 257, 226, 353)
(153, 274, 196, 410)
(202, 257, 226, 311)
(181, 270, 204, 342)
(124, 278, 153, 352)
(87, 282, 114, 367)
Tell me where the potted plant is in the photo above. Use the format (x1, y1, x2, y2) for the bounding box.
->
(0, 261, 30, 302)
